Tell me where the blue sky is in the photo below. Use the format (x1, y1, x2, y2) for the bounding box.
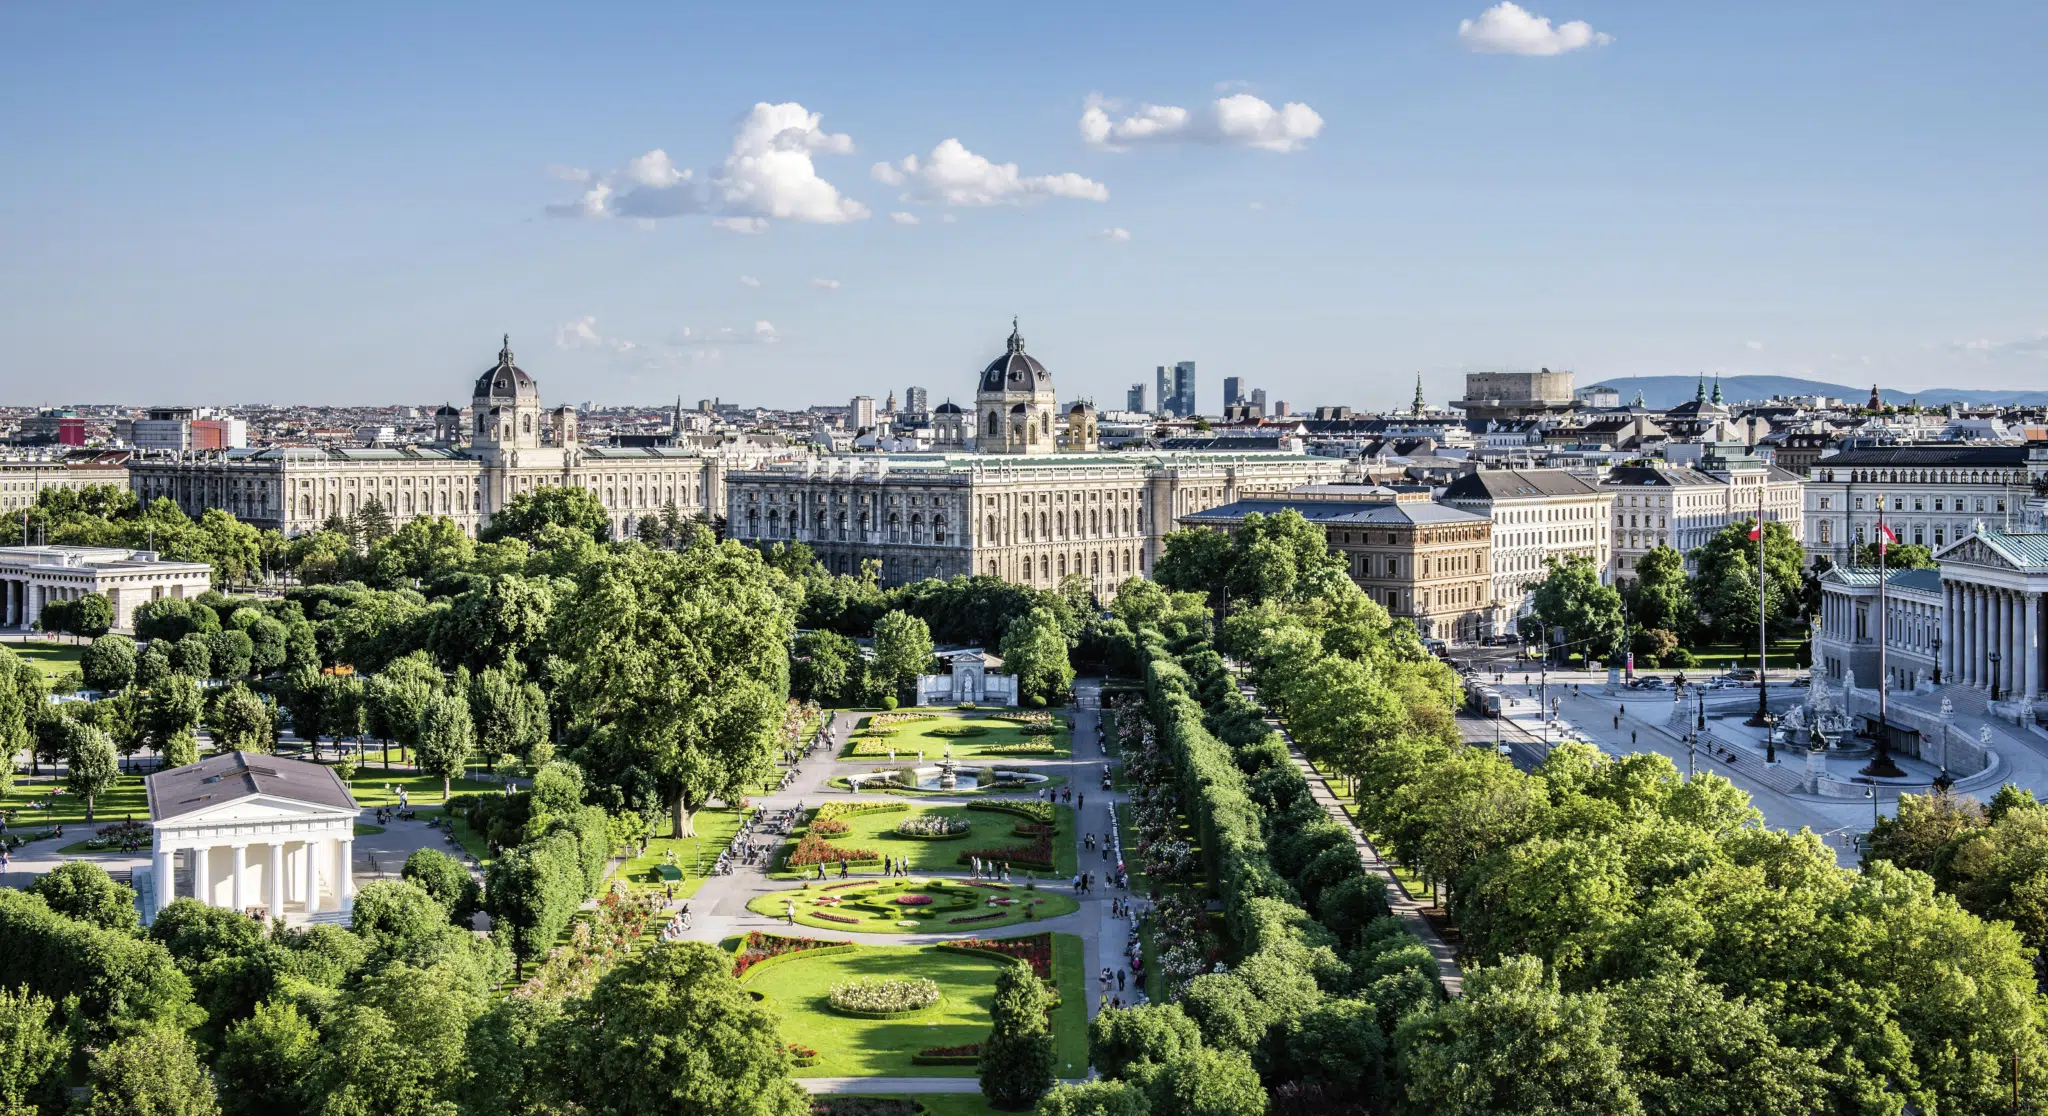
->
(2, 1, 2043, 410)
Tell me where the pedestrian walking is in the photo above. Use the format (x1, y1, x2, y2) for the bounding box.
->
(1117, 969, 1126, 991)
(1631, 730, 1638, 747)
(1078, 793, 1084, 810)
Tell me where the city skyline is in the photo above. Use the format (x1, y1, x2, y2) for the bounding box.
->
(2, 1, 2044, 409)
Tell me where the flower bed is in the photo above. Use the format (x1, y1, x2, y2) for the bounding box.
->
(828, 976, 941, 1016)
(956, 831, 1054, 871)
(808, 817, 851, 836)
(813, 801, 909, 823)
(788, 1043, 820, 1068)
(926, 724, 990, 738)
(817, 880, 865, 892)
(1017, 724, 1060, 737)
(814, 911, 859, 924)
(894, 814, 970, 838)
(947, 911, 1006, 925)
(993, 710, 1056, 726)
(968, 800, 1055, 826)
(786, 832, 879, 868)
(810, 1100, 923, 1116)
(895, 894, 934, 906)
(967, 880, 1012, 891)
(77, 819, 151, 851)
(867, 712, 938, 729)
(985, 741, 1059, 755)
(911, 1041, 982, 1066)
(943, 932, 1052, 978)
(732, 931, 837, 978)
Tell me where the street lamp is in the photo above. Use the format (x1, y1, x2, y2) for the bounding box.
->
(1866, 784, 1880, 833)
(1931, 635, 1942, 686)
(1764, 711, 1778, 764)
(1933, 696, 1953, 792)
(1989, 650, 2002, 703)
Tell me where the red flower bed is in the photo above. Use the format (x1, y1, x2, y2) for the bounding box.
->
(967, 880, 1012, 891)
(895, 894, 933, 906)
(809, 818, 850, 835)
(789, 1043, 819, 1059)
(950, 932, 1052, 978)
(919, 1042, 982, 1058)
(787, 832, 878, 868)
(732, 931, 832, 978)
(948, 912, 1006, 925)
(819, 880, 864, 892)
(814, 911, 859, 924)
(956, 832, 1053, 869)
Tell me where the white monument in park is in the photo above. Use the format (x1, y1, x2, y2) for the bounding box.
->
(914, 649, 1019, 706)
(143, 751, 361, 925)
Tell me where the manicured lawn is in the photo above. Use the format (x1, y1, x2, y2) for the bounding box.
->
(772, 804, 1077, 880)
(4, 642, 84, 684)
(345, 769, 498, 808)
(743, 934, 1085, 1079)
(1684, 639, 1808, 671)
(825, 773, 1070, 798)
(842, 711, 1071, 761)
(849, 1098, 1008, 1116)
(3, 773, 150, 837)
(747, 877, 1077, 934)
(615, 808, 750, 899)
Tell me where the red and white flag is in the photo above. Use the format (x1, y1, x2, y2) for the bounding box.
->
(1747, 519, 1762, 541)
(1877, 521, 1897, 555)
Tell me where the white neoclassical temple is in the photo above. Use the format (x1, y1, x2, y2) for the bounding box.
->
(1936, 526, 2048, 708)
(143, 751, 360, 924)
(0, 545, 213, 632)
(915, 649, 1019, 706)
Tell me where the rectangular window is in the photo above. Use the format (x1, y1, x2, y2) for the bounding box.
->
(1854, 497, 1865, 510)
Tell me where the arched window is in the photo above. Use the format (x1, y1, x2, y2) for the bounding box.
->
(1058, 554, 1068, 576)
(1091, 510, 1100, 535)
(933, 515, 947, 544)
(1039, 512, 1048, 537)
(889, 512, 901, 540)
(768, 509, 781, 535)
(985, 412, 999, 437)
(522, 414, 533, 434)
(1041, 555, 1050, 579)
(747, 509, 759, 535)
(987, 515, 998, 541)
(1091, 553, 1101, 576)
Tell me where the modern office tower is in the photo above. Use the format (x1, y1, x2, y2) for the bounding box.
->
(1127, 383, 1146, 412)
(1248, 388, 1267, 417)
(1155, 366, 1170, 416)
(1223, 376, 1243, 410)
(1173, 361, 1197, 417)
(905, 386, 929, 414)
(850, 395, 877, 429)
(1274, 400, 1290, 417)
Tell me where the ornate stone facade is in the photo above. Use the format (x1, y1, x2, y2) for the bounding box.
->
(129, 338, 725, 539)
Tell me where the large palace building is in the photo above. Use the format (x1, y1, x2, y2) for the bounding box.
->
(722, 323, 1343, 596)
(130, 338, 725, 538)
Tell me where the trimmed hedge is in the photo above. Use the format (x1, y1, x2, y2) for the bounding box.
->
(733, 941, 860, 982)
(968, 800, 1056, 825)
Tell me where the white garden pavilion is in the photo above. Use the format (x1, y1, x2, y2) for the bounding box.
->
(143, 751, 360, 924)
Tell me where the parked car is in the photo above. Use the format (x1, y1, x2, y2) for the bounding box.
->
(1721, 667, 1759, 682)
(1497, 743, 1514, 757)
(1790, 675, 1812, 688)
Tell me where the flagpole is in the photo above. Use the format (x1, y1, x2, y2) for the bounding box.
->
(1863, 515, 1905, 777)
(1750, 484, 1771, 727)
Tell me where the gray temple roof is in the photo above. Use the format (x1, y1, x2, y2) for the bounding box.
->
(146, 750, 358, 822)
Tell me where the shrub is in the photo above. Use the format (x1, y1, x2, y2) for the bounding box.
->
(828, 976, 941, 1015)
(731, 931, 835, 978)
(945, 932, 1053, 978)
(810, 818, 851, 836)
(928, 724, 991, 739)
(896, 815, 970, 838)
(786, 833, 880, 868)
(788, 1042, 820, 1067)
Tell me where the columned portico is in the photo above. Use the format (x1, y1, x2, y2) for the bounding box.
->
(1936, 528, 2048, 712)
(144, 751, 360, 924)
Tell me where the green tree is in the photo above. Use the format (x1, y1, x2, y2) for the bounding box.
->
(232, 610, 289, 675)
(1396, 955, 1637, 1116)
(81, 634, 137, 692)
(1091, 1003, 1205, 1085)
(1605, 966, 1830, 1116)
(350, 880, 451, 948)
(552, 941, 809, 1116)
(367, 651, 440, 771)
(376, 515, 476, 584)
(1153, 528, 1235, 619)
(303, 961, 486, 1116)
(278, 668, 331, 755)
(0, 985, 66, 1115)
(554, 543, 799, 837)
(1036, 1080, 1151, 1116)
(1527, 554, 1625, 663)
(215, 999, 319, 1116)
(467, 666, 547, 766)
(207, 683, 274, 754)
(169, 633, 212, 678)
(480, 485, 612, 544)
(1848, 539, 1936, 570)
(872, 609, 936, 697)
(0, 652, 46, 793)
(63, 719, 120, 821)
(79, 1027, 221, 1116)
(1147, 1047, 1267, 1116)
(1626, 545, 1694, 638)
(28, 861, 139, 933)
(207, 629, 255, 679)
(791, 629, 857, 705)
(1001, 605, 1075, 706)
(414, 690, 475, 801)
(430, 573, 556, 672)
(1691, 518, 1806, 643)
(981, 959, 1058, 1109)
(350, 497, 395, 546)
(401, 849, 480, 924)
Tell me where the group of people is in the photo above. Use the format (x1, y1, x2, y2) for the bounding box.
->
(967, 856, 1013, 881)
(1073, 869, 1119, 894)
(1040, 786, 1083, 809)
(659, 906, 693, 941)
(878, 855, 914, 877)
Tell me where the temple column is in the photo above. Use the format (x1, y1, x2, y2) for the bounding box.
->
(337, 837, 354, 909)
(267, 843, 285, 919)
(1972, 586, 1985, 688)
(193, 846, 212, 907)
(152, 846, 175, 918)
(229, 844, 247, 914)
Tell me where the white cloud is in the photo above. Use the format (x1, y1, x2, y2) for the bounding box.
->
(755, 320, 778, 342)
(1096, 227, 1132, 242)
(545, 163, 591, 182)
(669, 320, 778, 347)
(870, 162, 906, 186)
(1457, 3, 1613, 55)
(810, 278, 842, 290)
(1950, 334, 2048, 357)
(889, 210, 921, 225)
(739, 274, 761, 287)
(1248, 200, 1266, 210)
(1081, 91, 1323, 153)
(544, 101, 866, 229)
(555, 316, 638, 353)
(1746, 340, 1765, 351)
(713, 102, 868, 225)
(876, 138, 1108, 207)
(1213, 79, 1254, 93)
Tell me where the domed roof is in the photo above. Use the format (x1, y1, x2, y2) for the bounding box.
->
(933, 401, 964, 415)
(435, 403, 461, 417)
(474, 335, 539, 402)
(978, 319, 1049, 394)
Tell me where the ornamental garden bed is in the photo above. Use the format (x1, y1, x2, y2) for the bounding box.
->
(839, 710, 1072, 761)
(777, 805, 1074, 877)
(747, 878, 1077, 933)
(740, 936, 1086, 1079)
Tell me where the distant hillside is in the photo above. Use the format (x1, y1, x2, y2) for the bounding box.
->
(1588, 375, 2048, 409)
